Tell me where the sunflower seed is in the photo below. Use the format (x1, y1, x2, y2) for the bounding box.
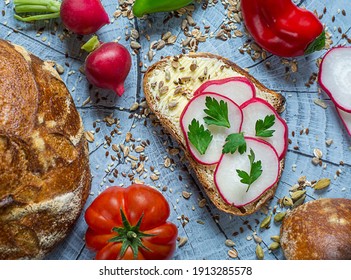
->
(225, 239, 235, 247)
(85, 131, 94, 142)
(178, 237, 188, 248)
(228, 249, 238, 258)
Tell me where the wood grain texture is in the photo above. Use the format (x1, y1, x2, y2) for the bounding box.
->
(0, 0, 350, 260)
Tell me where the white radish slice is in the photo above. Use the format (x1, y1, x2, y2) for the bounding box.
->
(214, 137, 279, 207)
(194, 77, 256, 106)
(180, 92, 243, 165)
(336, 107, 351, 136)
(240, 98, 288, 160)
(318, 47, 351, 112)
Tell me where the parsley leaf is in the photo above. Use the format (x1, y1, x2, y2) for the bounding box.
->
(236, 149, 263, 192)
(187, 119, 213, 155)
(222, 133, 247, 155)
(255, 114, 276, 138)
(203, 96, 230, 128)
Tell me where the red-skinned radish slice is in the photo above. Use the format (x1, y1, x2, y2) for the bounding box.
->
(194, 77, 256, 106)
(240, 98, 288, 159)
(214, 137, 279, 207)
(336, 107, 351, 136)
(318, 47, 351, 112)
(180, 92, 243, 165)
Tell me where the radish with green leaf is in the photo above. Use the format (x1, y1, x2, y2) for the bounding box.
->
(215, 137, 279, 207)
(240, 98, 288, 159)
(180, 92, 243, 165)
(81, 36, 132, 96)
(14, 0, 109, 35)
(194, 77, 256, 106)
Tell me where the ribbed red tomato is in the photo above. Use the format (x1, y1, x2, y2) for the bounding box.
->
(84, 184, 178, 260)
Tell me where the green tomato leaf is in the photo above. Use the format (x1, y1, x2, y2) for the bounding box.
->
(203, 96, 230, 128)
(187, 119, 213, 155)
(255, 114, 276, 138)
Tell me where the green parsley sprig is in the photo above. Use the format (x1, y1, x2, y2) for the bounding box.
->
(203, 96, 230, 128)
(236, 149, 263, 192)
(255, 114, 276, 137)
(187, 119, 213, 155)
(222, 132, 247, 154)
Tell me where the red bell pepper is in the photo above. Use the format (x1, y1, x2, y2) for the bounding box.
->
(241, 0, 325, 57)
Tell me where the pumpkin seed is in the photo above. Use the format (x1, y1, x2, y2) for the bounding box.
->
(255, 244, 264, 260)
(274, 212, 286, 223)
(313, 178, 331, 190)
(260, 214, 272, 229)
(268, 242, 280, 251)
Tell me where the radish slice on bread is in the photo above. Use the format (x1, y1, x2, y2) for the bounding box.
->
(336, 107, 351, 136)
(240, 98, 288, 159)
(180, 92, 243, 165)
(215, 137, 279, 207)
(194, 77, 256, 106)
(319, 47, 351, 112)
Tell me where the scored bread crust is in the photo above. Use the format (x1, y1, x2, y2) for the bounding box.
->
(280, 198, 351, 260)
(0, 40, 91, 259)
(143, 52, 286, 216)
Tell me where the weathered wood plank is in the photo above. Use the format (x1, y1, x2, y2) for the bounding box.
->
(1, 0, 350, 260)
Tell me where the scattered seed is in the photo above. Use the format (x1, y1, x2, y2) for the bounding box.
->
(271, 235, 280, 243)
(313, 178, 331, 190)
(130, 41, 141, 49)
(313, 148, 323, 159)
(268, 242, 280, 251)
(253, 234, 262, 244)
(182, 191, 192, 199)
(198, 198, 206, 208)
(314, 98, 328, 109)
(225, 239, 235, 247)
(291, 190, 306, 201)
(255, 244, 264, 260)
(282, 196, 293, 207)
(178, 237, 188, 248)
(228, 249, 238, 258)
(260, 214, 272, 229)
(85, 131, 94, 142)
(274, 212, 286, 223)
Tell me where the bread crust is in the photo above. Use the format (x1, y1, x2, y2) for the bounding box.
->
(280, 198, 351, 260)
(0, 40, 91, 259)
(143, 52, 286, 215)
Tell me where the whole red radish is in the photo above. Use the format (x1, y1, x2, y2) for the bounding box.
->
(83, 37, 132, 96)
(14, 0, 109, 35)
(60, 0, 109, 35)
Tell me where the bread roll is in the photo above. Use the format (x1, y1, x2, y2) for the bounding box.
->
(280, 198, 351, 260)
(0, 40, 91, 259)
(143, 52, 286, 216)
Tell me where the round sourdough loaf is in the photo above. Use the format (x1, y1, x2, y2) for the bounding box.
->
(280, 198, 351, 260)
(0, 40, 91, 259)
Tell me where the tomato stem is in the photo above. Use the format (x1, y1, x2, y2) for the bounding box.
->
(109, 209, 155, 259)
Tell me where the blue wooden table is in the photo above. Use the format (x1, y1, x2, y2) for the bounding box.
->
(1, 0, 350, 260)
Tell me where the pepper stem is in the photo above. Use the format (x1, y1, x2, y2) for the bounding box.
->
(305, 30, 326, 55)
(14, 0, 61, 22)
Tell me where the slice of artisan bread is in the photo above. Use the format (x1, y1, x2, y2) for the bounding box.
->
(143, 52, 286, 215)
